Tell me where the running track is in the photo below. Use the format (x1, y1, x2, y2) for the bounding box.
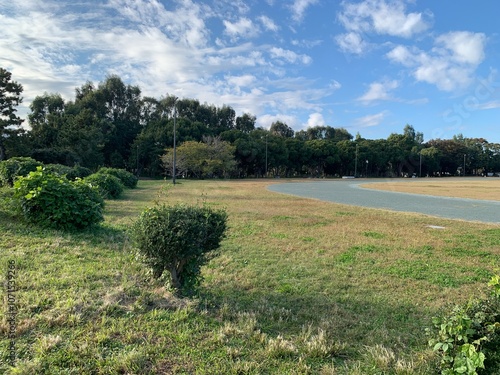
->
(267, 179, 500, 224)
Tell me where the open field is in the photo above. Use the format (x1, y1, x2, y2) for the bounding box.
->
(1, 179, 500, 374)
(361, 178, 500, 201)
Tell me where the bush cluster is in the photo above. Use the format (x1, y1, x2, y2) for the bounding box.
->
(131, 204, 228, 293)
(84, 173, 124, 199)
(0, 157, 42, 186)
(43, 164, 92, 180)
(427, 275, 500, 375)
(98, 167, 138, 189)
(13, 167, 104, 230)
(3, 159, 137, 229)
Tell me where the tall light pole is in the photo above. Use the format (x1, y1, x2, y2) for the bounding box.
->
(365, 160, 368, 177)
(265, 133, 268, 177)
(419, 151, 422, 177)
(354, 143, 358, 177)
(463, 154, 466, 177)
(172, 98, 177, 185)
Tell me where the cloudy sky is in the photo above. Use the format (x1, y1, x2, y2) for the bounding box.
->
(2, 0, 500, 142)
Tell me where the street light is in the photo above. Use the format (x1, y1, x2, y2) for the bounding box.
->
(463, 154, 466, 177)
(419, 151, 422, 177)
(365, 160, 368, 177)
(354, 144, 358, 177)
(172, 98, 178, 185)
(265, 134, 268, 177)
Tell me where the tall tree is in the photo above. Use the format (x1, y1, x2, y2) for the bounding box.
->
(0, 68, 24, 160)
(235, 113, 256, 133)
(270, 121, 294, 138)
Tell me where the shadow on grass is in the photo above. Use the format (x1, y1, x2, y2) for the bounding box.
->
(199, 280, 431, 354)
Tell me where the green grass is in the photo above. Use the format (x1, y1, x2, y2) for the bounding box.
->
(1, 180, 499, 374)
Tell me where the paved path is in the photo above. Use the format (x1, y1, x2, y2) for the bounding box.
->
(267, 179, 500, 224)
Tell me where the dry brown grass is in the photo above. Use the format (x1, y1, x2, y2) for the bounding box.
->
(360, 178, 500, 201)
(164, 179, 499, 308)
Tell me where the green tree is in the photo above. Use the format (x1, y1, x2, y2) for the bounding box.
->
(420, 147, 441, 176)
(0, 68, 24, 160)
(427, 139, 468, 175)
(235, 113, 256, 133)
(161, 137, 236, 179)
(270, 121, 294, 138)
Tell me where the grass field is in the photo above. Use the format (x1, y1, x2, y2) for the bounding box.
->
(1, 179, 500, 374)
(361, 178, 500, 201)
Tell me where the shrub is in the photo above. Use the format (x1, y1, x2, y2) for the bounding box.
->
(98, 167, 138, 188)
(427, 275, 500, 375)
(0, 157, 43, 186)
(66, 165, 92, 180)
(131, 204, 228, 293)
(84, 173, 124, 199)
(43, 163, 74, 177)
(13, 167, 104, 230)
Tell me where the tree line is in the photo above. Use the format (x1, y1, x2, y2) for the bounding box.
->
(2, 67, 500, 178)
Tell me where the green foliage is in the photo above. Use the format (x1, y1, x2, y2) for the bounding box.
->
(427, 275, 500, 375)
(39, 164, 92, 180)
(0, 156, 43, 186)
(13, 167, 104, 230)
(162, 137, 236, 179)
(131, 203, 228, 293)
(0, 67, 24, 160)
(98, 167, 138, 188)
(43, 163, 74, 176)
(66, 165, 92, 180)
(84, 172, 124, 199)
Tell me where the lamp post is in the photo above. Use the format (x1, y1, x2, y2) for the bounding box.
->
(265, 134, 268, 177)
(365, 160, 368, 177)
(463, 154, 466, 177)
(419, 151, 422, 177)
(172, 98, 177, 185)
(354, 143, 358, 177)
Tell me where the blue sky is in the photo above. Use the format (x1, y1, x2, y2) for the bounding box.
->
(1, 0, 500, 142)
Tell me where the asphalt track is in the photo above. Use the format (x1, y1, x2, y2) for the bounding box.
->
(267, 179, 500, 225)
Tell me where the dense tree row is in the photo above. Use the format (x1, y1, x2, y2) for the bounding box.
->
(2, 68, 500, 178)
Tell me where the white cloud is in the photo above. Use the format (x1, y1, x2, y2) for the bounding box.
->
(338, 0, 431, 38)
(0, 0, 337, 131)
(223, 17, 259, 41)
(290, 0, 319, 22)
(358, 80, 398, 103)
(257, 114, 301, 129)
(436, 31, 486, 65)
(269, 47, 312, 65)
(258, 15, 279, 32)
(474, 100, 500, 110)
(336, 0, 432, 54)
(335, 32, 369, 55)
(291, 39, 322, 48)
(354, 111, 387, 127)
(306, 112, 326, 128)
(387, 31, 486, 91)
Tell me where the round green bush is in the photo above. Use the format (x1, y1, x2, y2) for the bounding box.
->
(0, 157, 43, 187)
(98, 167, 138, 188)
(43, 164, 74, 177)
(131, 204, 228, 293)
(66, 165, 92, 180)
(13, 167, 104, 230)
(84, 173, 124, 199)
